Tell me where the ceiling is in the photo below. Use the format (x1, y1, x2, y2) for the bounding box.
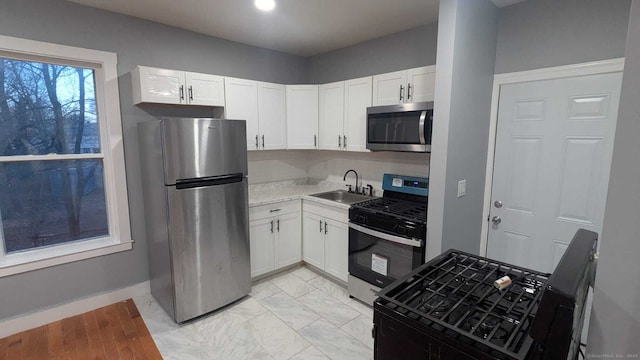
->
(68, 0, 525, 57)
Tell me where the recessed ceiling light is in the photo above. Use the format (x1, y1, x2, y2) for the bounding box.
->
(255, 0, 276, 12)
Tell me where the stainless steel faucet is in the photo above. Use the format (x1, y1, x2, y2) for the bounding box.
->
(343, 169, 359, 193)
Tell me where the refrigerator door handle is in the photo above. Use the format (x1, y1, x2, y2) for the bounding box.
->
(175, 173, 244, 189)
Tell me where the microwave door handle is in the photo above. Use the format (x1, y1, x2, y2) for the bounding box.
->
(419, 110, 427, 145)
(349, 223, 423, 248)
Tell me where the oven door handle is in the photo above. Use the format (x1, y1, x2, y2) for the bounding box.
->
(349, 223, 423, 248)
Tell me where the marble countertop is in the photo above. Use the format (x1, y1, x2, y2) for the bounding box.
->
(248, 180, 368, 210)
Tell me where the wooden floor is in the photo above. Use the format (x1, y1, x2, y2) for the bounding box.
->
(0, 299, 163, 360)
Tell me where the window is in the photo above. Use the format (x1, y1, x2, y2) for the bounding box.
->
(0, 35, 131, 276)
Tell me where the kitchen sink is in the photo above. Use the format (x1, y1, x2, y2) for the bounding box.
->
(309, 189, 374, 205)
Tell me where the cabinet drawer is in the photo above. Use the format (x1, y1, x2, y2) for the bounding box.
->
(250, 199, 300, 220)
(303, 200, 348, 223)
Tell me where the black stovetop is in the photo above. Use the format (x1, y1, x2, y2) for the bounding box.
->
(352, 197, 427, 223)
(375, 250, 549, 360)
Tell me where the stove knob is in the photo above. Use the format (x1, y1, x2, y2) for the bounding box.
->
(396, 226, 407, 235)
(358, 215, 366, 223)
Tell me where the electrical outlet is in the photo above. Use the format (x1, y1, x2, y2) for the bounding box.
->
(457, 179, 466, 198)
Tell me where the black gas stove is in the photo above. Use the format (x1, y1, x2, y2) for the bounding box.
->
(350, 197, 427, 240)
(373, 229, 598, 360)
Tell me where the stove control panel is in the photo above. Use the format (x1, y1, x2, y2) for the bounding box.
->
(382, 174, 429, 197)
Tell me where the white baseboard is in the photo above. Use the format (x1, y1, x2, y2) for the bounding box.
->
(0, 281, 150, 339)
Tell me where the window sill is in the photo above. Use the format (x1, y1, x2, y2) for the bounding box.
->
(0, 238, 133, 277)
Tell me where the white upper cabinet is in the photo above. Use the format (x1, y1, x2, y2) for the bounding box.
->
(372, 70, 407, 106)
(132, 66, 224, 106)
(224, 77, 259, 151)
(406, 66, 436, 103)
(343, 77, 372, 152)
(225, 78, 286, 151)
(286, 85, 319, 150)
(319, 82, 344, 151)
(372, 65, 436, 105)
(319, 77, 371, 152)
(184, 72, 225, 106)
(258, 82, 287, 150)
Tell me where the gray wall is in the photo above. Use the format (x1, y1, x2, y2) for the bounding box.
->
(428, 0, 498, 257)
(587, 0, 640, 355)
(306, 23, 438, 84)
(0, 0, 307, 321)
(495, 0, 630, 74)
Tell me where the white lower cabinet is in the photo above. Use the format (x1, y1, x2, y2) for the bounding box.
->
(302, 201, 349, 282)
(249, 200, 301, 278)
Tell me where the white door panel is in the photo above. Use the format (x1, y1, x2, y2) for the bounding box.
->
(225, 78, 259, 151)
(488, 73, 622, 273)
(258, 82, 287, 150)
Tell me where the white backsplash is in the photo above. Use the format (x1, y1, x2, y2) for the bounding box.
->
(248, 150, 430, 194)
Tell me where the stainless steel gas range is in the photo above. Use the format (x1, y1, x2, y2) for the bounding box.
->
(348, 173, 428, 304)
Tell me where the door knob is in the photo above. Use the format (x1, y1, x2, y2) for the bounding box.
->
(494, 200, 503, 208)
(491, 216, 502, 225)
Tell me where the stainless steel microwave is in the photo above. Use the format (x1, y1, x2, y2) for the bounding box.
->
(366, 102, 433, 152)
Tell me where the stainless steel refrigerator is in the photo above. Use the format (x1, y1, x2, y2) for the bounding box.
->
(138, 117, 250, 323)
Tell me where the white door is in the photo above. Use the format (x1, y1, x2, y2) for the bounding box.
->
(286, 85, 319, 149)
(185, 72, 225, 106)
(274, 212, 302, 268)
(487, 73, 622, 273)
(249, 217, 275, 277)
(224, 77, 259, 151)
(407, 66, 436, 103)
(319, 82, 345, 150)
(302, 212, 324, 269)
(343, 77, 372, 152)
(372, 70, 406, 106)
(258, 82, 287, 150)
(323, 218, 349, 282)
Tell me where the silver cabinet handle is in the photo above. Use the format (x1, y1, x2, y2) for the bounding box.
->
(407, 83, 412, 101)
(269, 208, 281, 213)
(399, 85, 404, 101)
(277, 219, 280, 232)
(343, 135, 347, 148)
(319, 220, 323, 233)
(188, 85, 193, 101)
(314, 134, 317, 148)
(262, 135, 265, 148)
(255, 135, 259, 149)
(271, 220, 274, 233)
(179, 85, 184, 100)
(324, 222, 328, 235)
(338, 135, 342, 148)
(492, 216, 502, 225)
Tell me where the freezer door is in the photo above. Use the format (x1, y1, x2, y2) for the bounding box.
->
(161, 118, 248, 184)
(166, 177, 251, 322)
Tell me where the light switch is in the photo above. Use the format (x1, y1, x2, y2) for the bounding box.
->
(457, 179, 466, 198)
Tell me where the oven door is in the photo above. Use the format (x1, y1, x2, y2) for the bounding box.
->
(348, 222, 424, 288)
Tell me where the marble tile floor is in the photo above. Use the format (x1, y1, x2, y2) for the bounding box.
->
(134, 266, 374, 360)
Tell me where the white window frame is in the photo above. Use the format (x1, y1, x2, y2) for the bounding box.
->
(0, 35, 132, 277)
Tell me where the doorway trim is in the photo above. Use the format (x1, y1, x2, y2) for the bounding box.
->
(479, 58, 625, 256)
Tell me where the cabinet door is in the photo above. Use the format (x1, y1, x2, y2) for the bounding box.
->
(286, 85, 319, 149)
(319, 82, 345, 151)
(225, 77, 260, 151)
(274, 212, 302, 269)
(185, 72, 225, 106)
(302, 212, 325, 269)
(323, 218, 349, 282)
(343, 77, 372, 152)
(372, 70, 407, 106)
(250, 217, 275, 277)
(258, 82, 287, 150)
(133, 66, 185, 105)
(407, 66, 436, 103)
